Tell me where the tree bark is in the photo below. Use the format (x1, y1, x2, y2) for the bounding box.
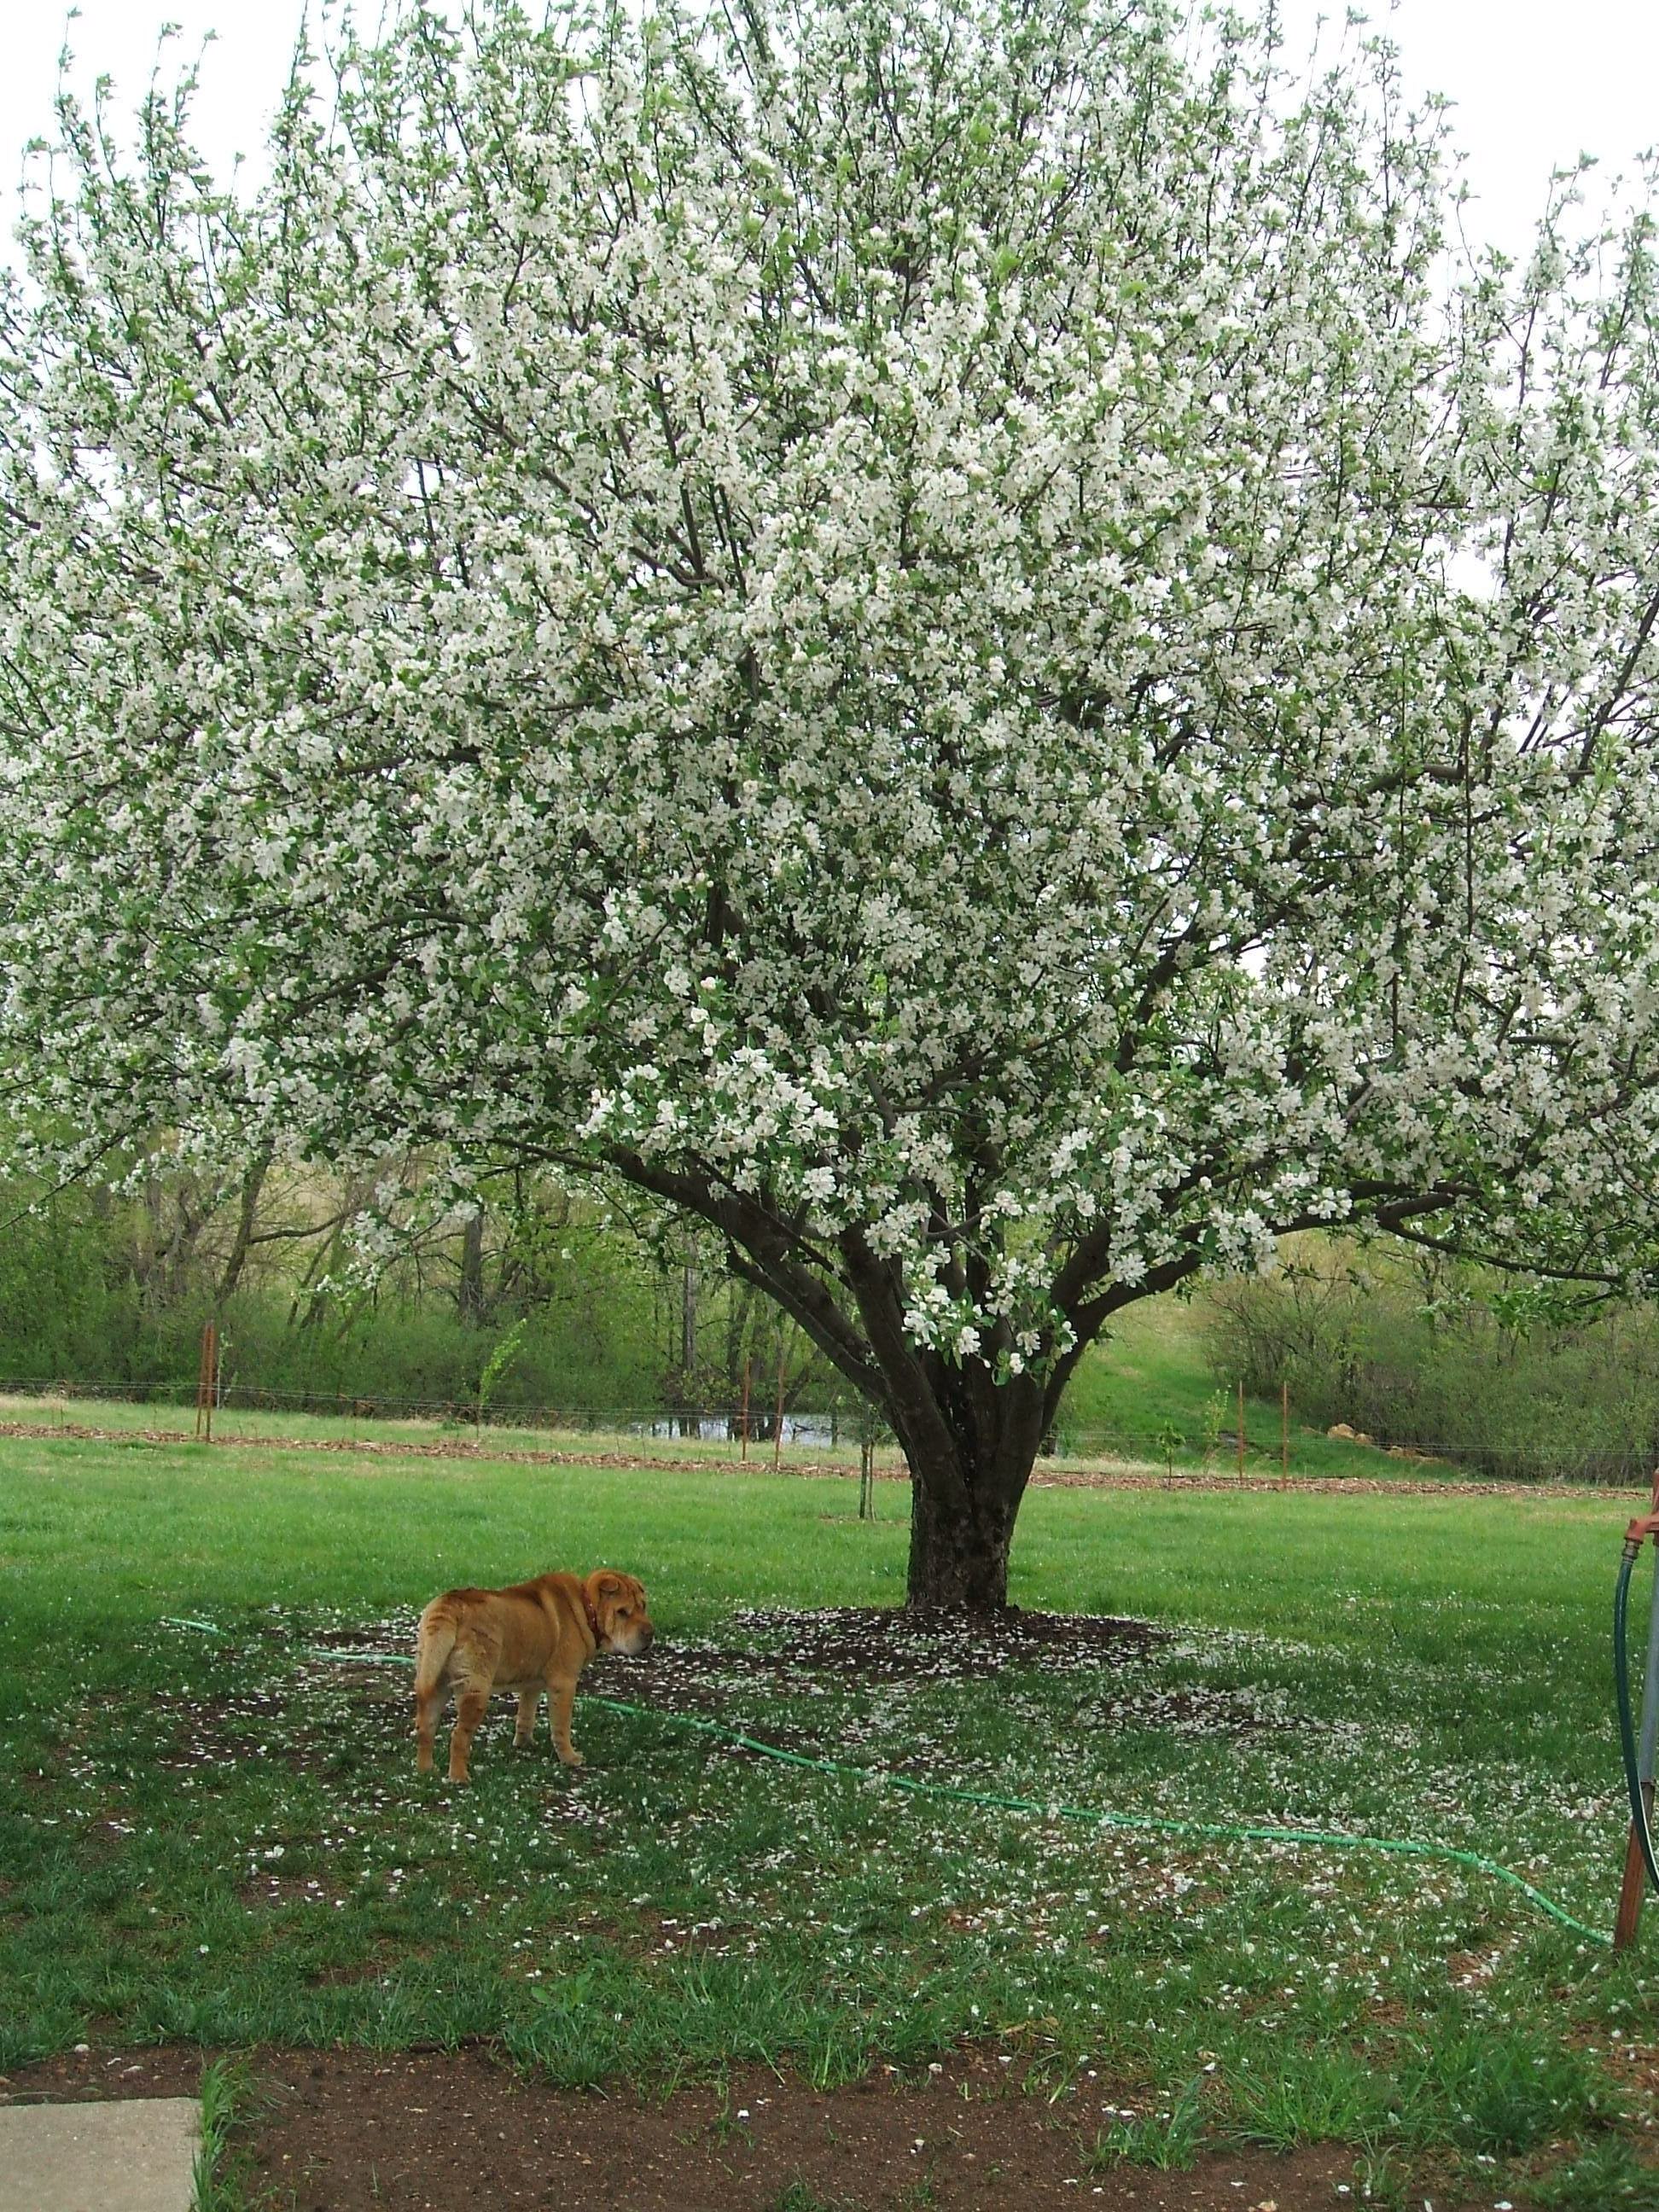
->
(895, 1373, 1045, 1609)
(904, 1444, 1029, 1608)
(458, 1206, 486, 1324)
(681, 1260, 698, 1376)
(216, 1144, 272, 1304)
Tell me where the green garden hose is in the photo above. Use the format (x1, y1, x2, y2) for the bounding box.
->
(584, 1696, 1612, 1944)
(1613, 1541, 1659, 1893)
(160, 1616, 1614, 1947)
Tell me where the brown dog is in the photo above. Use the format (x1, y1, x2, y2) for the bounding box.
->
(413, 1569, 653, 1783)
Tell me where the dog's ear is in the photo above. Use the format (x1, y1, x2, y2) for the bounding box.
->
(593, 1572, 624, 1598)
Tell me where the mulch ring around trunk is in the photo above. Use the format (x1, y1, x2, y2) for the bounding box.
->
(288, 1606, 1163, 1708)
(283, 1607, 1175, 1761)
(594, 1607, 1167, 1748)
(600, 1610, 1283, 1753)
(618, 1606, 1167, 1692)
(264, 1605, 1284, 1769)
(0, 2040, 1489, 2212)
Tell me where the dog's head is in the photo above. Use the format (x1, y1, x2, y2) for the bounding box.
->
(586, 1570, 654, 1656)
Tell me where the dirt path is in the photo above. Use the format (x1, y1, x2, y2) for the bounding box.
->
(1, 2043, 1498, 2212)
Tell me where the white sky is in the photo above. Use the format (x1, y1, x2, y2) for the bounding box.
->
(3, 1, 1657, 263)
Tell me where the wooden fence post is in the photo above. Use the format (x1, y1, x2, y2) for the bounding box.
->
(1281, 1380, 1289, 1487)
(195, 1321, 218, 1444)
(1616, 1793, 1654, 1951)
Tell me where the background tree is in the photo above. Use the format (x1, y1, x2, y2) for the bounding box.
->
(7, 0, 1659, 1604)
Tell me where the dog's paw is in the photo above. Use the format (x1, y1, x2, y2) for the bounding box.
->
(558, 1749, 585, 1769)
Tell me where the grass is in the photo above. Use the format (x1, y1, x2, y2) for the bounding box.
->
(193, 2056, 253, 2212)
(3, 1410, 1658, 2204)
(1087, 2075, 1206, 2168)
(1531, 2137, 1659, 2209)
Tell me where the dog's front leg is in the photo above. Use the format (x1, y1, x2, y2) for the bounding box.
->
(514, 1689, 543, 1749)
(548, 1675, 583, 1767)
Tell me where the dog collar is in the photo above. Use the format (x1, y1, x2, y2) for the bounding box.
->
(581, 1590, 606, 1650)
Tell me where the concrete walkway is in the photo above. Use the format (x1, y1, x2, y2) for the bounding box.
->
(0, 2098, 200, 2212)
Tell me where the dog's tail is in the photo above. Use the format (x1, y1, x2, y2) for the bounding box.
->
(413, 1600, 458, 1702)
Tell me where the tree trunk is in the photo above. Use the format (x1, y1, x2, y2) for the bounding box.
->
(600, 1158, 1089, 1611)
(217, 1144, 272, 1303)
(681, 1261, 698, 1376)
(904, 1447, 1031, 1608)
(458, 1206, 486, 1323)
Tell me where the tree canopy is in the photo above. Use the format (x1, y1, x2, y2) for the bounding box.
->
(5, 0, 1659, 1601)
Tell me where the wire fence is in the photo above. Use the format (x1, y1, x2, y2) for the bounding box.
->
(0, 1376, 841, 1435)
(0, 1375, 874, 1453)
(0, 1369, 1653, 1487)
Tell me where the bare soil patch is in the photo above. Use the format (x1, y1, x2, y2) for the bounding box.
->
(0, 2042, 1494, 2211)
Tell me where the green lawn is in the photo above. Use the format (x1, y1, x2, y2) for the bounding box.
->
(3, 1423, 1656, 2207)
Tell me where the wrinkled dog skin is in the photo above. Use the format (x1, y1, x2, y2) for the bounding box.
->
(413, 1569, 653, 1783)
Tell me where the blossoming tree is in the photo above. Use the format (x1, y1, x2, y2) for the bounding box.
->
(5, 0, 1659, 1604)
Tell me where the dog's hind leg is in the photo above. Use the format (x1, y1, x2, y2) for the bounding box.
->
(413, 1608, 458, 1776)
(448, 1685, 489, 1784)
(414, 1685, 445, 1773)
(514, 1689, 542, 1749)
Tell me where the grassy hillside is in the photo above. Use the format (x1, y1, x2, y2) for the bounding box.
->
(1059, 1295, 1429, 1480)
